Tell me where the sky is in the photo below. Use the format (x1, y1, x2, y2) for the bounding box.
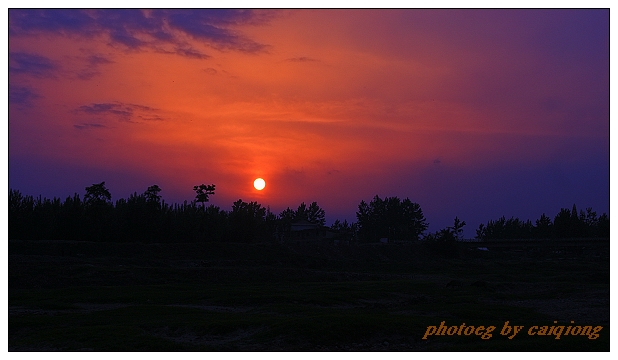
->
(6, 8, 610, 237)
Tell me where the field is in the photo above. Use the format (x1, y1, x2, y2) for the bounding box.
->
(8, 239, 610, 351)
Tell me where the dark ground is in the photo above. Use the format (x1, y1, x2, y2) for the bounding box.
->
(8, 239, 610, 351)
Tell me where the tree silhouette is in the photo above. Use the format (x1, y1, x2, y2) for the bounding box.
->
(534, 213, 553, 238)
(356, 195, 427, 242)
(144, 184, 162, 206)
(477, 204, 608, 240)
(423, 226, 458, 258)
(83, 182, 112, 241)
(307, 202, 326, 226)
(282, 202, 327, 225)
(476, 223, 486, 240)
(9, 182, 608, 244)
(330, 219, 357, 242)
(597, 213, 610, 237)
(452, 217, 466, 240)
(294, 202, 308, 221)
(193, 184, 215, 208)
(553, 208, 573, 238)
(229, 199, 268, 242)
(84, 182, 111, 207)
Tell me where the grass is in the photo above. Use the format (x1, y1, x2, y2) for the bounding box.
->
(8, 239, 609, 351)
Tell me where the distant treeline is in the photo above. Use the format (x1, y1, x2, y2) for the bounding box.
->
(8, 182, 609, 243)
(476, 204, 609, 240)
(9, 183, 323, 243)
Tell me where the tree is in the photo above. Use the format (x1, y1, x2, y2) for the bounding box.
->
(294, 202, 308, 221)
(307, 202, 326, 226)
(229, 199, 267, 242)
(582, 208, 598, 228)
(279, 207, 295, 221)
(478, 216, 533, 240)
(596, 213, 610, 237)
(84, 182, 112, 206)
(452, 217, 466, 240)
(475, 223, 486, 240)
(423, 227, 458, 258)
(83, 182, 112, 241)
(331, 219, 342, 231)
(330, 219, 357, 242)
(144, 185, 162, 205)
(356, 195, 427, 242)
(534, 213, 553, 239)
(400, 198, 428, 240)
(553, 207, 573, 238)
(193, 184, 215, 208)
(285, 202, 326, 225)
(277, 207, 295, 241)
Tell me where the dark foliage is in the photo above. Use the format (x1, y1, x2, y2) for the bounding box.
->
(8, 184, 608, 244)
(422, 217, 465, 258)
(476, 204, 609, 240)
(8, 184, 330, 244)
(193, 183, 215, 208)
(9, 184, 233, 243)
(356, 195, 428, 242)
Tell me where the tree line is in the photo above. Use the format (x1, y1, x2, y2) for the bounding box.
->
(476, 204, 609, 240)
(8, 182, 332, 243)
(8, 182, 609, 243)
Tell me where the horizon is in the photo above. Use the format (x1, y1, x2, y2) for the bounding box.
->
(7, 181, 610, 240)
(7, 9, 609, 238)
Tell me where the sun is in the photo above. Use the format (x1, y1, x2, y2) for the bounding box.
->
(253, 178, 266, 191)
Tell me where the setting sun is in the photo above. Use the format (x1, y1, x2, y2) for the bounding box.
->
(254, 178, 266, 191)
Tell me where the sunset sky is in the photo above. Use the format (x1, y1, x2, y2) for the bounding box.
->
(7, 9, 610, 236)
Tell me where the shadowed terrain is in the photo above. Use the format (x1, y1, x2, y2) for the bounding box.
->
(9, 239, 609, 351)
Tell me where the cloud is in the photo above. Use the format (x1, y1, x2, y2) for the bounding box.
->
(285, 56, 319, 62)
(129, 104, 157, 111)
(76, 70, 100, 80)
(86, 54, 114, 66)
(78, 103, 133, 118)
(174, 47, 210, 59)
(75, 102, 165, 123)
(74, 123, 107, 130)
(9, 9, 273, 57)
(8, 9, 97, 35)
(164, 10, 270, 53)
(9, 85, 42, 106)
(137, 116, 164, 121)
(76, 53, 115, 80)
(9, 52, 59, 78)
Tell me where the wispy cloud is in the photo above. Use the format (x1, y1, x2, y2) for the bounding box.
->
(9, 9, 274, 57)
(86, 54, 114, 66)
(285, 56, 319, 62)
(8, 9, 98, 35)
(75, 102, 164, 123)
(164, 10, 270, 53)
(9, 52, 59, 78)
(78, 103, 133, 118)
(9, 85, 42, 106)
(74, 123, 107, 130)
(76, 53, 115, 80)
(173, 47, 210, 59)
